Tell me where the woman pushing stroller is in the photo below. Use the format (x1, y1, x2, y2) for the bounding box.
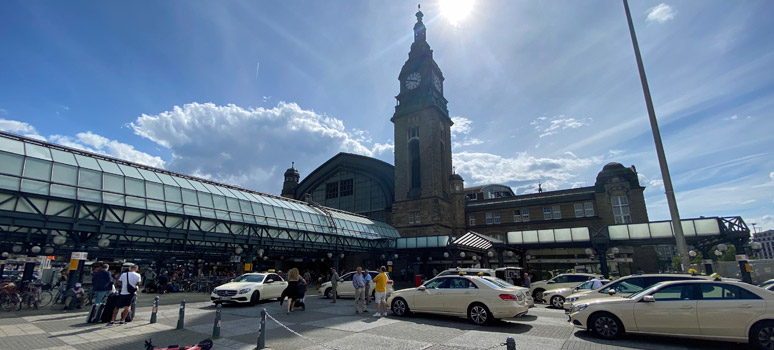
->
(280, 268, 306, 314)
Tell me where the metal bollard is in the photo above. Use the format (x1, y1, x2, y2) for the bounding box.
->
(176, 299, 186, 330)
(212, 303, 222, 338)
(257, 308, 266, 349)
(150, 296, 159, 324)
(506, 337, 516, 350)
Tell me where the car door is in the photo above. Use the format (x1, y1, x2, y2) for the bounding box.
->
(697, 283, 766, 338)
(633, 283, 699, 335)
(413, 278, 448, 312)
(441, 277, 480, 315)
(338, 273, 354, 297)
(267, 274, 285, 298)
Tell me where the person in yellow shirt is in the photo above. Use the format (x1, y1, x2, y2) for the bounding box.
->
(372, 266, 389, 317)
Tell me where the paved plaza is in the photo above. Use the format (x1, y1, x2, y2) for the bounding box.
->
(0, 292, 753, 350)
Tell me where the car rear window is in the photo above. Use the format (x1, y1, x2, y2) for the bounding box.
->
(477, 278, 504, 289)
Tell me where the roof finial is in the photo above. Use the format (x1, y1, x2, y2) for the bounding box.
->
(538, 182, 543, 193)
(452, 166, 456, 174)
(416, 4, 424, 21)
(291, 161, 295, 169)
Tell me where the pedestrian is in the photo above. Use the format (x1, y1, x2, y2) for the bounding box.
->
(110, 264, 141, 325)
(522, 273, 531, 288)
(363, 269, 372, 305)
(353, 267, 367, 314)
(280, 268, 305, 314)
(329, 267, 340, 303)
(143, 268, 156, 287)
(157, 270, 170, 294)
(372, 266, 389, 317)
(91, 263, 113, 305)
(303, 270, 311, 286)
(588, 276, 603, 289)
(63, 283, 88, 310)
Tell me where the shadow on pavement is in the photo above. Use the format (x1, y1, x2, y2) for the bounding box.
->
(571, 329, 751, 350)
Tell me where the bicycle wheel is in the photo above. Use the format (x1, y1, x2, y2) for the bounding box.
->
(37, 291, 53, 307)
(0, 296, 13, 311)
(12, 295, 22, 311)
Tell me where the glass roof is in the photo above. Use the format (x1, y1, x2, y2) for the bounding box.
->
(0, 132, 399, 240)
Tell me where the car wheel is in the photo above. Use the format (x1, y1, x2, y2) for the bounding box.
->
(751, 321, 774, 350)
(589, 312, 623, 339)
(325, 288, 333, 299)
(468, 303, 492, 325)
(250, 291, 260, 305)
(550, 295, 565, 309)
(532, 289, 545, 302)
(391, 298, 410, 317)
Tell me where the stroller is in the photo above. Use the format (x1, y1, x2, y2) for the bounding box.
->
(293, 280, 308, 311)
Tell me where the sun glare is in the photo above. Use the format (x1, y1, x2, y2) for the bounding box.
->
(440, 0, 474, 26)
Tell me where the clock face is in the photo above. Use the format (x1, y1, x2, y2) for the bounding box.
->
(405, 72, 421, 90)
(433, 74, 442, 92)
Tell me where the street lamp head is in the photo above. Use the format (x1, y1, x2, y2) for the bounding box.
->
(234, 246, 243, 255)
(340, 253, 345, 259)
(506, 251, 514, 257)
(487, 251, 494, 258)
(611, 247, 620, 255)
(394, 253, 399, 259)
(327, 252, 333, 258)
(688, 250, 697, 258)
(525, 254, 532, 260)
(1, 252, 8, 258)
(44, 247, 54, 255)
(714, 250, 723, 256)
(428, 257, 432, 261)
(717, 243, 728, 252)
(443, 252, 449, 258)
(97, 238, 110, 249)
(257, 248, 264, 257)
(12, 245, 22, 253)
(417, 257, 421, 262)
(30, 246, 41, 254)
(381, 254, 386, 260)
(751, 242, 763, 251)
(459, 252, 466, 258)
(53, 235, 67, 246)
(585, 248, 593, 255)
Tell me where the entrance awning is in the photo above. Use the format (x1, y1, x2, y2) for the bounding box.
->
(451, 231, 503, 252)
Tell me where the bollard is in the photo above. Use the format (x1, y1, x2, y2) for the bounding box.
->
(176, 299, 186, 330)
(150, 296, 159, 324)
(505, 337, 516, 350)
(131, 297, 137, 320)
(257, 308, 266, 349)
(212, 303, 222, 338)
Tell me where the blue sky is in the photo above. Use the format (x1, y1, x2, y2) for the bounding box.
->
(1, 1, 773, 230)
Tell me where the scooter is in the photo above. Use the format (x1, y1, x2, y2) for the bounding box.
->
(144, 338, 213, 350)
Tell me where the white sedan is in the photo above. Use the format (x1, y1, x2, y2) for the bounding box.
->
(387, 275, 529, 325)
(543, 279, 609, 309)
(569, 280, 774, 349)
(211, 272, 287, 305)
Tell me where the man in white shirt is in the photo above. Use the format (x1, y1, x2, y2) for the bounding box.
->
(110, 264, 141, 325)
(588, 277, 603, 290)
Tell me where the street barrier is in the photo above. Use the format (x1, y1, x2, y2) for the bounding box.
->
(150, 296, 159, 324)
(506, 336, 516, 350)
(257, 308, 266, 349)
(176, 299, 186, 330)
(212, 303, 222, 338)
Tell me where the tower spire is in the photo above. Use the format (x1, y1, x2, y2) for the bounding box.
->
(414, 4, 426, 43)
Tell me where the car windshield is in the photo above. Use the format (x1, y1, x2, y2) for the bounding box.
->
(627, 284, 661, 299)
(484, 277, 516, 288)
(234, 274, 265, 283)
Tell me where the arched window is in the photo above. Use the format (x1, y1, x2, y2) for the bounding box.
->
(409, 139, 421, 189)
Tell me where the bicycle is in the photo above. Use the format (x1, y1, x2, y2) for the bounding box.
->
(0, 283, 22, 312)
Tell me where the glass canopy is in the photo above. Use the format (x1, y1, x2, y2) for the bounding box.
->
(0, 132, 398, 240)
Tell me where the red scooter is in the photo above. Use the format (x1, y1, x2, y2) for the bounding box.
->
(144, 338, 213, 350)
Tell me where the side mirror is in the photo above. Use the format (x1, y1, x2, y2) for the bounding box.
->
(607, 288, 616, 295)
(417, 286, 426, 291)
(264, 279, 273, 284)
(642, 295, 655, 302)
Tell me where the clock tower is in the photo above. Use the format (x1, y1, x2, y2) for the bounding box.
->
(391, 6, 465, 237)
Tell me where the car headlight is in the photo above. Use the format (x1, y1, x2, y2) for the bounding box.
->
(575, 304, 588, 312)
(239, 288, 251, 294)
(566, 297, 578, 303)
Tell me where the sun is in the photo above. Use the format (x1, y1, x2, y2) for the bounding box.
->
(440, 0, 475, 26)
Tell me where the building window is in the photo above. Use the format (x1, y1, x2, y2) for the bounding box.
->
(612, 195, 631, 224)
(408, 211, 421, 224)
(522, 209, 529, 222)
(339, 179, 353, 197)
(409, 139, 421, 189)
(486, 212, 493, 225)
(408, 126, 420, 140)
(325, 182, 338, 199)
(574, 203, 584, 218)
(513, 209, 522, 222)
(493, 212, 501, 224)
(552, 205, 561, 219)
(584, 202, 594, 217)
(469, 214, 476, 226)
(543, 207, 552, 220)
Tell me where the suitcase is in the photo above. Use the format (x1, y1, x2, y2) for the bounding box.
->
(101, 293, 119, 323)
(87, 302, 105, 323)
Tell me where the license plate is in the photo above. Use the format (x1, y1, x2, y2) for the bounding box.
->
(220, 296, 231, 301)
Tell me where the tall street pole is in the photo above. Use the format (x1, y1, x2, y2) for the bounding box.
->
(622, 0, 691, 271)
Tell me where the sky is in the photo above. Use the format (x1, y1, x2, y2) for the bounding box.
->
(1, 0, 773, 231)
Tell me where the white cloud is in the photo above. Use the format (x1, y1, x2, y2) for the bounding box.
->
(453, 137, 484, 148)
(49, 132, 165, 168)
(450, 116, 473, 136)
(646, 3, 676, 23)
(0, 118, 46, 141)
(130, 102, 393, 191)
(530, 115, 591, 138)
(452, 151, 601, 189)
(769, 171, 774, 182)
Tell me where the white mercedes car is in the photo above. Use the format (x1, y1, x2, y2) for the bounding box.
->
(569, 280, 774, 349)
(542, 279, 609, 309)
(211, 272, 287, 305)
(387, 275, 529, 325)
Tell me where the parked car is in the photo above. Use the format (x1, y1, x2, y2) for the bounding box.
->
(480, 276, 535, 307)
(563, 273, 711, 313)
(318, 270, 393, 299)
(437, 268, 495, 277)
(388, 275, 529, 325)
(530, 273, 602, 302)
(210, 272, 287, 305)
(759, 279, 774, 289)
(568, 280, 774, 349)
(542, 279, 610, 309)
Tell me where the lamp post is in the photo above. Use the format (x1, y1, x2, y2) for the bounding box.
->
(622, 0, 690, 272)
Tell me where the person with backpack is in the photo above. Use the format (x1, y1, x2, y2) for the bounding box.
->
(109, 264, 141, 326)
